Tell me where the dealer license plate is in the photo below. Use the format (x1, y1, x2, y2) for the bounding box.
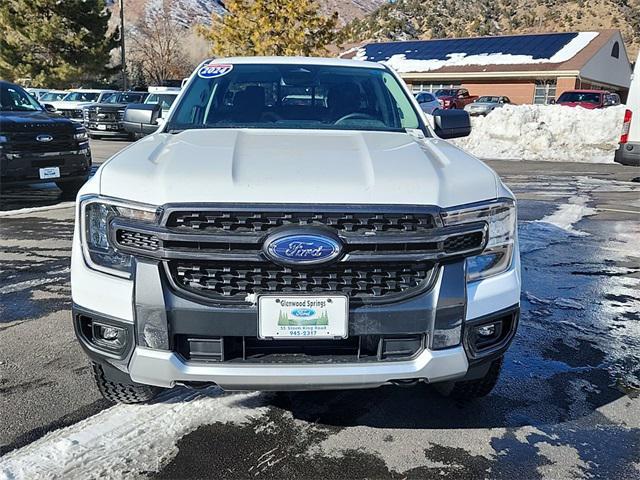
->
(258, 295, 348, 339)
(97, 124, 107, 130)
(39, 167, 60, 179)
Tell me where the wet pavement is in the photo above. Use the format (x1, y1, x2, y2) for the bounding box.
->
(0, 147, 639, 479)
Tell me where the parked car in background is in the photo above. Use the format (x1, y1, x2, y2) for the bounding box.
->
(465, 96, 511, 116)
(615, 55, 639, 166)
(0, 80, 91, 196)
(38, 90, 68, 104)
(555, 90, 621, 109)
(123, 86, 181, 138)
(434, 88, 478, 109)
(414, 92, 440, 114)
(25, 88, 50, 100)
(83, 91, 148, 139)
(50, 89, 118, 122)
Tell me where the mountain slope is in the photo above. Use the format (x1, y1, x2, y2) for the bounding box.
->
(339, 0, 640, 59)
(111, 0, 385, 27)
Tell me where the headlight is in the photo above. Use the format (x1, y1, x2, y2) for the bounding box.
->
(74, 129, 88, 141)
(80, 197, 158, 278)
(441, 199, 516, 281)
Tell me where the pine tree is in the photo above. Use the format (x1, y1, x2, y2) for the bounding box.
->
(199, 0, 338, 57)
(0, 0, 118, 87)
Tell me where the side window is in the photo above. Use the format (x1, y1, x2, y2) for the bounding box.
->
(459, 89, 469, 98)
(381, 72, 420, 129)
(611, 41, 620, 59)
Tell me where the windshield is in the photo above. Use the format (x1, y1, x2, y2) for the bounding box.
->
(63, 92, 99, 102)
(145, 93, 178, 110)
(40, 91, 67, 102)
(557, 92, 601, 104)
(434, 89, 457, 97)
(167, 63, 421, 133)
(477, 96, 500, 103)
(0, 83, 43, 112)
(416, 93, 436, 102)
(103, 92, 147, 104)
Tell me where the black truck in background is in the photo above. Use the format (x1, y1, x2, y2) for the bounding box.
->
(1, 80, 91, 196)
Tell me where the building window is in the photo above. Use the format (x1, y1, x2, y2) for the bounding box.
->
(410, 82, 461, 93)
(534, 79, 557, 104)
(611, 41, 620, 59)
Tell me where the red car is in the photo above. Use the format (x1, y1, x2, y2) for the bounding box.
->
(434, 88, 478, 109)
(555, 90, 621, 109)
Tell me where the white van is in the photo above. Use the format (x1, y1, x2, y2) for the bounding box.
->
(615, 54, 639, 166)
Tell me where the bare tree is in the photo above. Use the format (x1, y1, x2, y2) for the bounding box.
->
(127, 0, 195, 85)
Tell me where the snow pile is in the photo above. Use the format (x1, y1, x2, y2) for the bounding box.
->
(355, 32, 598, 72)
(451, 104, 626, 163)
(0, 388, 267, 479)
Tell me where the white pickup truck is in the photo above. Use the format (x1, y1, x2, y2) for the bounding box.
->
(71, 57, 520, 403)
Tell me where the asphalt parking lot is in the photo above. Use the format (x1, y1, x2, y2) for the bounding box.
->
(0, 139, 639, 479)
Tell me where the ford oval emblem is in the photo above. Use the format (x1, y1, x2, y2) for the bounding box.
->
(291, 308, 316, 318)
(264, 232, 342, 266)
(36, 134, 53, 142)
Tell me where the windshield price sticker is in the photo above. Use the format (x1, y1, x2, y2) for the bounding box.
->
(198, 63, 233, 79)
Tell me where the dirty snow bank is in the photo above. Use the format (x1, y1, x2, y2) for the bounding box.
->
(450, 104, 626, 163)
(0, 388, 267, 480)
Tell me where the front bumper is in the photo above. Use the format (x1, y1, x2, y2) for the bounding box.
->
(85, 121, 129, 137)
(1, 148, 92, 186)
(128, 345, 469, 390)
(72, 258, 520, 390)
(614, 142, 640, 166)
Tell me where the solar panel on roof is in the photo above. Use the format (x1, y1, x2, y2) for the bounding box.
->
(362, 33, 580, 62)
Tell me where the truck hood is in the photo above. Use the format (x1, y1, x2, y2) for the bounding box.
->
(50, 101, 92, 110)
(0, 111, 76, 132)
(98, 129, 499, 208)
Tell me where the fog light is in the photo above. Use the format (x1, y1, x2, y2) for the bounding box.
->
(99, 326, 120, 341)
(477, 324, 496, 337)
(93, 322, 126, 349)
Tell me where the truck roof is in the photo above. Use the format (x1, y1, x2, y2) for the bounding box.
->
(208, 56, 385, 69)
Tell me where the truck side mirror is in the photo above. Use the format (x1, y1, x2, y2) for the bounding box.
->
(123, 103, 162, 136)
(548, 98, 556, 105)
(43, 103, 57, 113)
(432, 109, 471, 139)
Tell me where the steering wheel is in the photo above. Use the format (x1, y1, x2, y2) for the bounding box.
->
(335, 112, 377, 125)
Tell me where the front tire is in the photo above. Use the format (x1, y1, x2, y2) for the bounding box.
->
(436, 356, 503, 400)
(92, 362, 161, 404)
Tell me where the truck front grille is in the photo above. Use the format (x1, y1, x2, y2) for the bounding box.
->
(111, 205, 488, 305)
(168, 261, 433, 300)
(167, 210, 437, 234)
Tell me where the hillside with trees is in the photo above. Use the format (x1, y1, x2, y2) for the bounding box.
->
(339, 0, 640, 58)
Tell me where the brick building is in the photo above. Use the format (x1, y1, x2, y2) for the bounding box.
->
(344, 30, 632, 104)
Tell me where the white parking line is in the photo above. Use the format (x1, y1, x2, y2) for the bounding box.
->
(0, 203, 75, 218)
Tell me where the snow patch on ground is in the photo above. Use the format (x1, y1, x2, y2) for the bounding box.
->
(0, 388, 267, 480)
(0, 202, 75, 217)
(357, 32, 598, 72)
(451, 104, 626, 163)
(537, 195, 597, 235)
